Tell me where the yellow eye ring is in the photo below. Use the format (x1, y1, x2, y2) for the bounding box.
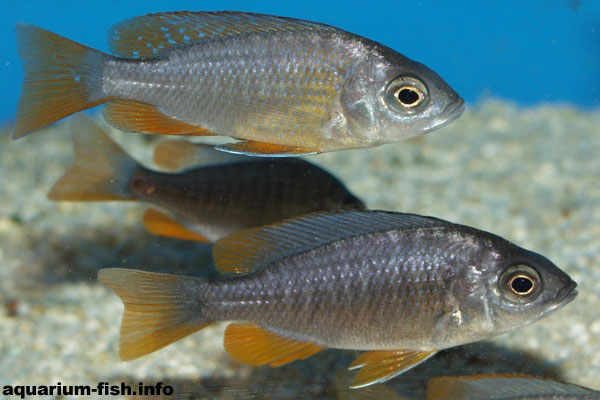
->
(393, 86, 424, 108)
(508, 274, 536, 296)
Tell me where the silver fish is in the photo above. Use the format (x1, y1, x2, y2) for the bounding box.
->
(14, 12, 464, 155)
(99, 210, 577, 388)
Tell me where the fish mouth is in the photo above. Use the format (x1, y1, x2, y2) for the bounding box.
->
(428, 97, 465, 131)
(550, 280, 578, 312)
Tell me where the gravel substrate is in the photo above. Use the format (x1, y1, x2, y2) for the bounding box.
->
(1, 100, 599, 399)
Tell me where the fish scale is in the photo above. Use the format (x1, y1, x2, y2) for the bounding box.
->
(196, 231, 477, 349)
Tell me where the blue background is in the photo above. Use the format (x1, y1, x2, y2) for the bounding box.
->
(1, 0, 599, 125)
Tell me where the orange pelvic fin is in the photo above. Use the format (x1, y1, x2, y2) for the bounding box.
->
(13, 24, 110, 139)
(103, 100, 217, 136)
(98, 268, 212, 361)
(348, 349, 437, 389)
(216, 141, 318, 157)
(153, 140, 250, 172)
(48, 115, 138, 202)
(142, 208, 211, 242)
(224, 323, 326, 367)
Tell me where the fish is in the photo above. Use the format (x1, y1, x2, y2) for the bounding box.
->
(48, 115, 365, 242)
(427, 374, 600, 400)
(98, 210, 577, 388)
(335, 372, 600, 399)
(13, 11, 465, 155)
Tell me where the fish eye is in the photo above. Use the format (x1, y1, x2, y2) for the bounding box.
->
(499, 264, 541, 303)
(385, 77, 428, 113)
(394, 86, 423, 108)
(509, 275, 534, 295)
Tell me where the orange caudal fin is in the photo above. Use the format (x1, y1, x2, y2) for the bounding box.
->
(98, 268, 213, 360)
(48, 115, 139, 202)
(13, 24, 110, 139)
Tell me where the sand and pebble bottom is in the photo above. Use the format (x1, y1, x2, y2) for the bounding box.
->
(0, 100, 599, 399)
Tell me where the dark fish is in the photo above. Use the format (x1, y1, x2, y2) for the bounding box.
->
(98, 210, 577, 388)
(14, 12, 464, 155)
(48, 115, 364, 242)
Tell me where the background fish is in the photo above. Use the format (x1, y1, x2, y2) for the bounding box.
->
(14, 12, 464, 155)
(427, 374, 600, 400)
(48, 115, 365, 242)
(98, 210, 577, 388)
(335, 373, 600, 399)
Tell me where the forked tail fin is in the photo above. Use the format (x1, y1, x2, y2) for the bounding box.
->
(98, 268, 213, 360)
(13, 24, 111, 139)
(48, 115, 139, 201)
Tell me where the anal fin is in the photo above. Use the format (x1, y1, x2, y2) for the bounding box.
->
(224, 323, 326, 367)
(348, 349, 437, 389)
(142, 208, 211, 242)
(216, 141, 318, 157)
(103, 100, 216, 136)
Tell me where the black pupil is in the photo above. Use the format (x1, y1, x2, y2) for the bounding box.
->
(511, 276, 533, 294)
(398, 88, 420, 105)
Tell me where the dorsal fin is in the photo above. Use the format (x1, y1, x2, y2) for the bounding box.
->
(109, 11, 337, 58)
(212, 210, 448, 275)
(153, 140, 250, 172)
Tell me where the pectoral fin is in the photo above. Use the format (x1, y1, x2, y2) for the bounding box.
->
(349, 349, 437, 389)
(142, 208, 211, 242)
(216, 141, 318, 157)
(224, 323, 326, 367)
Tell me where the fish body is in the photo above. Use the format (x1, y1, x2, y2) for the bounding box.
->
(48, 116, 364, 241)
(428, 374, 600, 400)
(99, 210, 577, 388)
(14, 12, 464, 155)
